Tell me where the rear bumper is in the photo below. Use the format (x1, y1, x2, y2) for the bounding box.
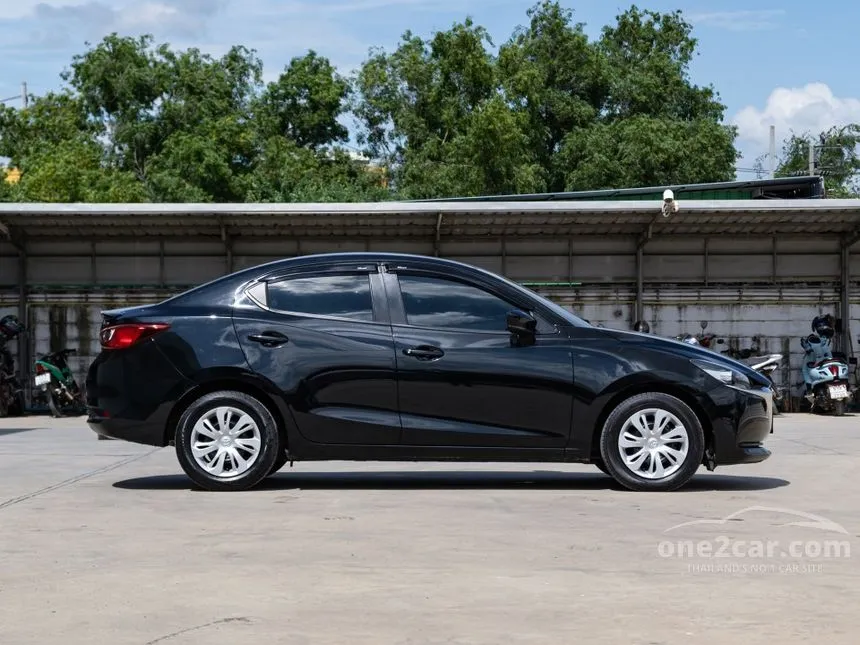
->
(85, 340, 190, 448)
(87, 413, 169, 447)
(711, 385, 773, 466)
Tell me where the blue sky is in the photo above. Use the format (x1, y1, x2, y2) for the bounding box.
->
(2, 0, 859, 180)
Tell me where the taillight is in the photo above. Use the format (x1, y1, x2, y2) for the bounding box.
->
(35, 363, 45, 374)
(100, 323, 169, 350)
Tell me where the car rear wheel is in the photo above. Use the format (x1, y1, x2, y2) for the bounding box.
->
(599, 392, 704, 492)
(175, 390, 279, 492)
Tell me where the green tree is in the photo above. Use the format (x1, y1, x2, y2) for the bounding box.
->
(498, 1, 608, 191)
(353, 18, 544, 198)
(1, 34, 377, 203)
(256, 51, 350, 149)
(354, 2, 739, 197)
(561, 5, 738, 189)
(775, 125, 860, 197)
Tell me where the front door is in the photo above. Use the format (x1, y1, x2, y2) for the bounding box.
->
(383, 269, 574, 449)
(233, 264, 400, 445)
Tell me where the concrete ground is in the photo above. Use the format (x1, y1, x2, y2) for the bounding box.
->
(0, 414, 858, 645)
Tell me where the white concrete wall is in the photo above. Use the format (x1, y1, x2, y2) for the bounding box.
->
(0, 285, 850, 407)
(0, 235, 856, 407)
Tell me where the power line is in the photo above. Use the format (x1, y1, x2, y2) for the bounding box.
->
(0, 82, 27, 108)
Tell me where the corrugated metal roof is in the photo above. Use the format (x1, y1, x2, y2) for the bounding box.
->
(1, 199, 860, 241)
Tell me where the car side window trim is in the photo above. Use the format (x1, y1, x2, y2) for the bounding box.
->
(242, 265, 389, 325)
(384, 269, 556, 335)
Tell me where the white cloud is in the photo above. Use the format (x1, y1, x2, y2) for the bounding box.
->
(733, 83, 860, 158)
(3, 0, 224, 34)
(688, 9, 785, 31)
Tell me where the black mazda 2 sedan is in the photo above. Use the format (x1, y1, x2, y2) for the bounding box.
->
(87, 252, 773, 492)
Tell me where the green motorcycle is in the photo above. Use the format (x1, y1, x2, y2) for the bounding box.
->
(34, 348, 87, 418)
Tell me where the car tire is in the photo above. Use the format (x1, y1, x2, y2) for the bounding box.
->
(593, 459, 610, 476)
(175, 390, 280, 492)
(599, 392, 704, 492)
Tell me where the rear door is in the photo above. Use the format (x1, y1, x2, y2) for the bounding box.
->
(233, 262, 400, 445)
(382, 265, 574, 450)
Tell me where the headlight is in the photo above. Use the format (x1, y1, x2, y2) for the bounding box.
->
(691, 358, 751, 389)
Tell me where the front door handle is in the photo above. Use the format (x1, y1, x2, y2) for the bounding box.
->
(403, 345, 444, 361)
(248, 331, 289, 348)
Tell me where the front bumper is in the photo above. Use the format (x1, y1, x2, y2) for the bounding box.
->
(711, 385, 773, 466)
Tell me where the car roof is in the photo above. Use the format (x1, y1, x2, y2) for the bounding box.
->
(248, 252, 495, 279)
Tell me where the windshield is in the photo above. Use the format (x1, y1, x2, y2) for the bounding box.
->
(491, 274, 592, 328)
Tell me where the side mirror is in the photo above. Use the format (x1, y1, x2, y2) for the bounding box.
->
(506, 309, 536, 346)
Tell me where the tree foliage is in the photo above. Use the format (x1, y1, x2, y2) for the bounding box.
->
(0, 3, 743, 203)
(775, 125, 860, 197)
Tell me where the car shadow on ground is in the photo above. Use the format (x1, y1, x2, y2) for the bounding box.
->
(0, 428, 43, 437)
(113, 471, 790, 493)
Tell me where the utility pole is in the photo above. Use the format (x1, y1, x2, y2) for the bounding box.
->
(0, 81, 28, 107)
(769, 125, 776, 178)
(809, 137, 816, 176)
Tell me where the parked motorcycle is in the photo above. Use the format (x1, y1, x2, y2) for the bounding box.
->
(801, 315, 852, 415)
(0, 314, 25, 418)
(34, 348, 86, 418)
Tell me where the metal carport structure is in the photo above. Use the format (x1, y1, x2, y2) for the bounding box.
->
(3, 198, 860, 407)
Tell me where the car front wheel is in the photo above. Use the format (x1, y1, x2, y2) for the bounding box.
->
(599, 392, 704, 492)
(175, 390, 280, 492)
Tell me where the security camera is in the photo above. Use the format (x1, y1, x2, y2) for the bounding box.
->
(661, 189, 679, 217)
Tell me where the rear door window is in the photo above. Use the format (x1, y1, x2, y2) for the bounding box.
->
(266, 274, 375, 322)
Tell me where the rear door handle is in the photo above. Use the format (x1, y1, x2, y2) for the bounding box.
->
(248, 331, 289, 348)
(403, 345, 444, 361)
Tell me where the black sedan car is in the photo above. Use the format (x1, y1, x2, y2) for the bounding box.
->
(87, 252, 773, 492)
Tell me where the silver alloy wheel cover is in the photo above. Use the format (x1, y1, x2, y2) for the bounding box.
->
(190, 406, 262, 478)
(617, 407, 689, 480)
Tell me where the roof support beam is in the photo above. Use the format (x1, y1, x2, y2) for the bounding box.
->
(17, 246, 29, 408)
(219, 220, 233, 274)
(434, 212, 443, 257)
(841, 239, 852, 359)
(635, 245, 644, 324)
(772, 236, 778, 284)
(0, 218, 24, 252)
(844, 230, 860, 250)
(159, 241, 166, 288)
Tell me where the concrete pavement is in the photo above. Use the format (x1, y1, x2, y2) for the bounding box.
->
(1, 413, 858, 644)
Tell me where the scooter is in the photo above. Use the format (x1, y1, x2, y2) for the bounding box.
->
(0, 315, 25, 418)
(801, 331, 852, 416)
(744, 353, 786, 410)
(33, 348, 86, 418)
(800, 315, 852, 415)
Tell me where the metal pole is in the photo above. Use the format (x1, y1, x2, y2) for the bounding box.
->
(21, 82, 28, 109)
(809, 137, 815, 176)
(841, 242, 851, 358)
(635, 245, 644, 322)
(17, 248, 29, 407)
(769, 125, 776, 178)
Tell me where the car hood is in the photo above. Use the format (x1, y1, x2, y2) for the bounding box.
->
(599, 328, 768, 384)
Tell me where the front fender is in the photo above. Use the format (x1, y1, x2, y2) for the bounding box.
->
(565, 338, 717, 457)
